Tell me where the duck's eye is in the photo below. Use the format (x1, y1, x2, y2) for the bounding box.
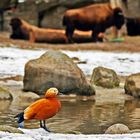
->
(54, 90, 58, 94)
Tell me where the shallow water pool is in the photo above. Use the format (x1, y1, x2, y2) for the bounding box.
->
(1, 97, 140, 134)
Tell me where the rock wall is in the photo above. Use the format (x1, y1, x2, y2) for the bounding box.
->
(5, 0, 108, 30)
(3, 0, 140, 31)
(37, 0, 109, 28)
(121, 0, 140, 18)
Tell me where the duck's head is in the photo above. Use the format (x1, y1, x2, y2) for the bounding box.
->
(45, 87, 59, 98)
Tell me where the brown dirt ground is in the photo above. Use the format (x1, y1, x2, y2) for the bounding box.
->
(1, 32, 140, 52)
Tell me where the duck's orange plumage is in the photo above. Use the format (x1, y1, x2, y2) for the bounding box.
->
(15, 87, 61, 131)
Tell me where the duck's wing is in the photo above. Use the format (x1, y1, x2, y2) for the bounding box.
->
(24, 98, 47, 120)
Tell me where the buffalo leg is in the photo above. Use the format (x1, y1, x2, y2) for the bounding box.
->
(92, 26, 101, 42)
(92, 31, 99, 42)
(66, 26, 74, 43)
(98, 35, 103, 42)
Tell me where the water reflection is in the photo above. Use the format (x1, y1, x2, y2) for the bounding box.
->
(0, 100, 11, 111)
(123, 100, 140, 130)
(0, 100, 12, 127)
(0, 99, 140, 134)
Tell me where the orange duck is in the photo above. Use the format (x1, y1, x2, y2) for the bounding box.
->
(15, 87, 61, 132)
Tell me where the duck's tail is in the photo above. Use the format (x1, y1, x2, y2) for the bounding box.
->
(14, 112, 24, 128)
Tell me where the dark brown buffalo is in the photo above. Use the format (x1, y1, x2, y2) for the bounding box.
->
(9, 17, 68, 43)
(63, 3, 124, 42)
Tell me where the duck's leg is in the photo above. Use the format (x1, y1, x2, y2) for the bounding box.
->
(40, 120, 43, 128)
(43, 120, 51, 132)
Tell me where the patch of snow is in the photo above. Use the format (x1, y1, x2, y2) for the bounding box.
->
(63, 50, 140, 76)
(0, 47, 140, 78)
(0, 48, 45, 78)
(0, 128, 140, 140)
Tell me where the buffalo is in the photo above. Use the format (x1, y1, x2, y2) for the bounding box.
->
(126, 18, 140, 36)
(63, 3, 124, 42)
(9, 17, 68, 43)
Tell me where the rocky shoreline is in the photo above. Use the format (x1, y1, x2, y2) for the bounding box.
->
(0, 72, 132, 107)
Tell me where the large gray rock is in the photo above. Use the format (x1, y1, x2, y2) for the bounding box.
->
(23, 50, 95, 96)
(0, 87, 13, 100)
(90, 66, 120, 88)
(105, 123, 130, 134)
(124, 73, 140, 98)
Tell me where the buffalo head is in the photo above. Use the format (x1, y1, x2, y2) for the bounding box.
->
(113, 7, 125, 29)
(9, 17, 27, 40)
(10, 17, 22, 30)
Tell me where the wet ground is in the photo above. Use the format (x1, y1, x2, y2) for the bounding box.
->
(0, 83, 139, 134)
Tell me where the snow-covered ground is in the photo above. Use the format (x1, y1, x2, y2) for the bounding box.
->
(0, 128, 140, 140)
(0, 47, 140, 78)
(64, 50, 140, 76)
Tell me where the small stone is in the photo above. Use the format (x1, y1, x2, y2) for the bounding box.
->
(124, 73, 140, 98)
(91, 66, 120, 88)
(0, 87, 13, 100)
(105, 123, 130, 134)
